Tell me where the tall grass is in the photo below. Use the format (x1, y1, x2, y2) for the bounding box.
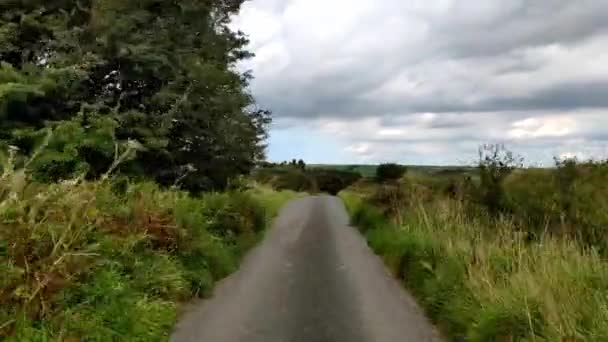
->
(341, 181, 608, 341)
(0, 150, 297, 340)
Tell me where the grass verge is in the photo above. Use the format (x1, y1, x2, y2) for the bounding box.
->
(340, 191, 608, 341)
(0, 178, 297, 341)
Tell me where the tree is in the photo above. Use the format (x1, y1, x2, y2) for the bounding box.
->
(376, 163, 407, 182)
(477, 144, 524, 213)
(311, 169, 361, 195)
(297, 159, 306, 170)
(0, 0, 94, 131)
(0, 0, 270, 191)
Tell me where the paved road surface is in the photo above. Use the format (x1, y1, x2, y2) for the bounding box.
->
(171, 196, 441, 342)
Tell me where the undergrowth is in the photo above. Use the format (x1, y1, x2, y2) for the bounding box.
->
(341, 189, 608, 341)
(0, 161, 296, 340)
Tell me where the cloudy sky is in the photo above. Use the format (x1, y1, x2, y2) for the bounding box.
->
(233, 0, 608, 165)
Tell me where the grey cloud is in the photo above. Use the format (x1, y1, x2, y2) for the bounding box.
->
(368, 134, 479, 144)
(431, 1, 608, 58)
(586, 132, 608, 142)
(482, 81, 608, 111)
(378, 113, 477, 130)
(393, 80, 608, 114)
(294, 78, 608, 119)
(494, 55, 544, 75)
(241, 0, 608, 121)
(258, 64, 608, 121)
(236, 0, 608, 163)
(425, 119, 472, 130)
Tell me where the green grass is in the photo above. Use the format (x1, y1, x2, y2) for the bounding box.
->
(309, 164, 478, 179)
(341, 191, 608, 341)
(248, 183, 302, 219)
(0, 176, 297, 340)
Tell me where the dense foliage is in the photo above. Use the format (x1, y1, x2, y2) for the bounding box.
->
(477, 144, 524, 214)
(0, 2, 297, 340)
(341, 148, 608, 341)
(375, 163, 407, 183)
(253, 165, 361, 195)
(309, 169, 361, 195)
(0, 172, 295, 340)
(0, 0, 270, 192)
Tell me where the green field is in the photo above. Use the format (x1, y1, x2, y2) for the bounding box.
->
(308, 164, 478, 178)
(308, 164, 378, 177)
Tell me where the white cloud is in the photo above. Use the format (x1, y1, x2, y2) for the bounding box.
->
(508, 116, 577, 139)
(233, 0, 608, 164)
(378, 128, 405, 137)
(345, 143, 372, 155)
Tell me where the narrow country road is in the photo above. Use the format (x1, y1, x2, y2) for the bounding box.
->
(171, 196, 441, 342)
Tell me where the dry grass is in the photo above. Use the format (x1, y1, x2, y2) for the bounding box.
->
(341, 183, 608, 341)
(0, 150, 298, 340)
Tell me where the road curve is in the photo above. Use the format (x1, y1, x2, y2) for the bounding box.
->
(171, 196, 441, 342)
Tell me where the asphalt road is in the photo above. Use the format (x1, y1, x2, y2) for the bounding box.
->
(171, 196, 441, 342)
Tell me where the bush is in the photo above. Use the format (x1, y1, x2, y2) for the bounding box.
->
(340, 185, 608, 341)
(7, 116, 119, 183)
(477, 144, 523, 214)
(500, 158, 608, 250)
(310, 169, 361, 195)
(376, 163, 407, 183)
(253, 167, 314, 192)
(0, 167, 295, 339)
(253, 167, 360, 195)
(199, 192, 266, 241)
(370, 184, 409, 217)
(503, 168, 561, 231)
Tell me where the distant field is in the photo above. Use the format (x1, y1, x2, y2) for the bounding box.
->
(308, 164, 378, 177)
(309, 164, 478, 178)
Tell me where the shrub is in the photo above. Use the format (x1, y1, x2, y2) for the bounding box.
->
(8, 116, 119, 183)
(500, 158, 608, 249)
(370, 184, 409, 217)
(0, 160, 295, 339)
(477, 144, 523, 214)
(340, 186, 608, 341)
(376, 163, 407, 183)
(254, 167, 360, 195)
(554, 157, 578, 212)
(253, 167, 314, 192)
(503, 168, 561, 232)
(297, 159, 306, 170)
(310, 169, 361, 195)
(199, 192, 266, 240)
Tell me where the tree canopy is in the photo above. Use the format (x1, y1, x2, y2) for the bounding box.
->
(376, 163, 407, 182)
(0, 0, 270, 192)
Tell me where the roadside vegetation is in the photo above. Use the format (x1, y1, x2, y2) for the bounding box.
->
(253, 160, 361, 195)
(308, 164, 379, 178)
(0, 0, 297, 340)
(341, 145, 608, 341)
(0, 159, 296, 340)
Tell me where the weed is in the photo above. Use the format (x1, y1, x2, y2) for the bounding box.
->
(0, 148, 298, 339)
(341, 185, 608, 341)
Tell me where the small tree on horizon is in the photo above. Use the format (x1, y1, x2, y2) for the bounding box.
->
(376, 163, 407, 183)
(478, 144, 524, 214)
(297, 159, 306, 170)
